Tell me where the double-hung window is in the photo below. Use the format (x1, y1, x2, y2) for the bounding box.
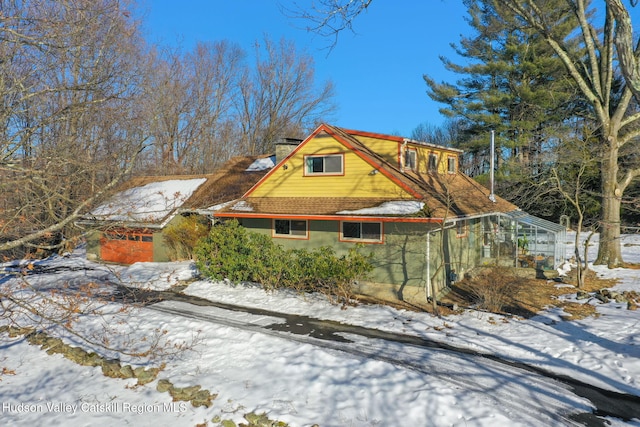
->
(404, 149, 417, 171)
(305, 154, 343, 175)
(428, 153, 438, 172)
(341, 221, 382, 243)
(447, 156, 457, 174)
(274, 219, 308, 239)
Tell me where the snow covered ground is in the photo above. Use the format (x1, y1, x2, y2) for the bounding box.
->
(0, 232, 639, 426)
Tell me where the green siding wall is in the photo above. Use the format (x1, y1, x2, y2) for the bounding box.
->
(239, 217, 486, 291)
(238, 218, 458, 291)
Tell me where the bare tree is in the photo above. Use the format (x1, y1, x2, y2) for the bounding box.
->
(607, 0, 640, 100)
(549, 133, 600, 288)
(142, 41, 245, 174)
(284, 0, 373, 49)
(0, 0, 150, 257)
(235, 36, 336, 155)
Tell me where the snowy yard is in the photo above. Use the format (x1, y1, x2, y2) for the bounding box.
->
(0, 232, 639, 426)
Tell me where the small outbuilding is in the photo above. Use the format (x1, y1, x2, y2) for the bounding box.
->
(79, 155, 275, 264)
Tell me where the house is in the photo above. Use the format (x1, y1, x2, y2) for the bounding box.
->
(80, 155, 275, 264)
(215, 124, 566, 302)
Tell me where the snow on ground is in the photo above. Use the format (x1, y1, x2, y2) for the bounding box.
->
(0, 233, 639, 426)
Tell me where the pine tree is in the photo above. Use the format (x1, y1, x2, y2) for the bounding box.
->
(423, 0, 587, 218)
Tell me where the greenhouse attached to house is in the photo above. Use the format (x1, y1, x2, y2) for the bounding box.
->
(479, 211, 567, 271)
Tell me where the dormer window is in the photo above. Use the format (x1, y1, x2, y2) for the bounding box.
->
(428, 153, 438, 172)
(447, 156, 457, 174)
(404, 149, 417, 171)
(304, 154, 343, 175)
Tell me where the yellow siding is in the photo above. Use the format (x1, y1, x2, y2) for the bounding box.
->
(409, 144, 458, 175)
(354, 136, 399, 165)
(355, 134, 458, 175)
(250, 135, 414, 198)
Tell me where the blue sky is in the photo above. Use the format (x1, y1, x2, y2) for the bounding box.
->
(139, 1, 474, 136)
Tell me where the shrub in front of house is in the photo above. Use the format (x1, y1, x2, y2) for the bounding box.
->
(194, 220, 372, 303)
(464, 267, 527, 313)
(163, 214, 211, 261)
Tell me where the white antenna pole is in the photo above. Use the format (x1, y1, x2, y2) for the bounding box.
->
(489, 130, 496, 203)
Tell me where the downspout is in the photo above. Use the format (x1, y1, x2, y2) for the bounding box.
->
(489, 130, 496, 203)
(401, 139, 408, 172)
(425, 230, 431, 301)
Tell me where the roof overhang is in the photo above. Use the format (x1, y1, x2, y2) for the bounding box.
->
(214, 211, 443, 223)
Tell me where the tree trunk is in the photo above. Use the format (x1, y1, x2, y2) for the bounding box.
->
(595, 139, 623, 267)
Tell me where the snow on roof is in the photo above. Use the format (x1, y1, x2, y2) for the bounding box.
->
(231, 200, 254, 212)
(337, 200, 425, 215)
(207, 199, 237, 212)
(91, 178, 207, 222)
(245, 155, 276, 172)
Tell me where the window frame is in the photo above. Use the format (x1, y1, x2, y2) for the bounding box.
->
(404, 148, 417, 171)
(428, 153, 438, 172)
(339, 221, 383, 243)
(303, 153, 344, 176)
(272, 218, 309, 239)
(447, 155, 457, 174)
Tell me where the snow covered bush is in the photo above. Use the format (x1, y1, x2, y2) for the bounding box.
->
(194, 220, 372, 303)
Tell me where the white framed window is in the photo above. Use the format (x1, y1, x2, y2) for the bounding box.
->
(447, 156, 457, 174)
(304, 154, 343, 175)
(273, 219, 308, 239)
(404, 149, 417, 171)
(428, 153, 438, 172)
(340, 221, 382, 243)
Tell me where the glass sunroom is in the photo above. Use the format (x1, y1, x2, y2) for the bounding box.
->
(480, 211, 567, 270)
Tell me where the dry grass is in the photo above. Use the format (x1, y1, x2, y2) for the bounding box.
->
(441, 267, 619, 320)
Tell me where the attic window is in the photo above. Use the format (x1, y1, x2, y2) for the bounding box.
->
(428, 154, 438, 172)
(340, 221, 382, 243)
(304, 154, 343, 176)
(447, 156, 457, 174)
(273, 219, 308, 239)
(404, 149, 417, 171)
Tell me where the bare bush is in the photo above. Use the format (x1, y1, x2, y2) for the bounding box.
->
(464, 267, 527, 313)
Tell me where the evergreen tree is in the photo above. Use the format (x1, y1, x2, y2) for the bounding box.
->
(423, 0, 588, 219)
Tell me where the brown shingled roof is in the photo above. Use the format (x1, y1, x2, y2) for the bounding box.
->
(217, 125, 518, 220)
(91, 155, 273, 225)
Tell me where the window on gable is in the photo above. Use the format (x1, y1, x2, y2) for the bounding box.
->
(448, 156, 457, 174)
(404, 149, 417, 171)
(274, 219, 308, 238)
(305, 154, 343, 175)
(341, 221, 382, 243)
(428, 153, 438, 172)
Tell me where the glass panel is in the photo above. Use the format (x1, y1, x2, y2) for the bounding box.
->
(361, 222, 381, 240)
(141, 235, 153, 242)
(274, 219, 290, 235)
(405, 150, 416, 170)
(428, 154, 438, 171)
(290, 220, 307, 236)
(448, 157, 456, 172)
(342, 222, 360, 239)
(324, 155, 342, 173)
(311, 157, 324, 173)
